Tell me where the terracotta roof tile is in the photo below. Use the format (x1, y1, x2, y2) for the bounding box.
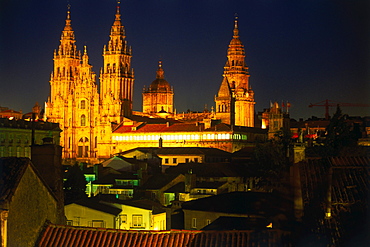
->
(37, 224, 292, 247)
(68, 198, 122, 216)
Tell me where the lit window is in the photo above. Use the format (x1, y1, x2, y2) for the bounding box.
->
(81, 115, 86, 126)
(91, 220, 104, 228)
(192, 218, 197, 228)
(81, 100, 86, 109)
(132, 215, 143, 227)
(120, 214, 127, 224)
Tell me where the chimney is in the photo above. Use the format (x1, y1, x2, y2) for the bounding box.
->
(185, 169, 196, 193)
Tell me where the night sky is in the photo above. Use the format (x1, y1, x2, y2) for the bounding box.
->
(0, 0, 369, 120)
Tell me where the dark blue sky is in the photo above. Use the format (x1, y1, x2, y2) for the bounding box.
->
(0, 0, 369, 120)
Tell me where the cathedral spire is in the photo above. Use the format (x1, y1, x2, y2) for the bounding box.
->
(156, 61, 165, 79)
(101, 3, 134, 120)
(216, 16, 255, 127)
(105, 2, 126, 53)
(57, 5, 77, 57)
(114, 4, 121, 23)
(63, 4, 73, 32)
(233, 15, 239, 38)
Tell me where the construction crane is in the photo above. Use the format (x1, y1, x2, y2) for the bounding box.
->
(308, 99, 370, 120)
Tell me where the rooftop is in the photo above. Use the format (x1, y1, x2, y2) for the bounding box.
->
(37, 224, 291, 247)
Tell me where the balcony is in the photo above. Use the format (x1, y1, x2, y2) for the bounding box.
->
(130, 223, 146, 229)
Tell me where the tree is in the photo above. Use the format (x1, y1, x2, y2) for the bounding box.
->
(64, 163, 87, 204)
(324, 106, 358, 156)
(251, 130, 292, 191)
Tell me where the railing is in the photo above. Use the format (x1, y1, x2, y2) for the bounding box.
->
(130, 223, 146, 229)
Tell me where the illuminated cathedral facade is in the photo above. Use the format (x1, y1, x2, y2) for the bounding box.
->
(45, 5, 264, 164)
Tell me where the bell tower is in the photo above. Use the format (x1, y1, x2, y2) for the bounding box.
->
(100, 4, 134, 123)
(215, 17, 255, 127)
(45, 6, 99, 161)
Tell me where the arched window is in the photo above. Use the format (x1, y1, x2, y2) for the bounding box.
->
(81, 100, 86, 109)
(81, 115, 86, 126)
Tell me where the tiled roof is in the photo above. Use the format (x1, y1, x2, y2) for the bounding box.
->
(194, 181, 226, 189)
(0, 118, 61, 131)
(328, 156, 370, 167)
(141, 173, 182, 190)
(114, 122, 207, 133)
(37, 224, 292, 247)
(0, 109, 21, 114)
(299, 156, 370, 245)
(232, 147, 255, 157)
(118, 147, 231, 158)
(69, 198, 122, 216)
(164, 182, 185, 193)
(114, 121, 266, 134)
(156, 147, 231, 156)
(182, 192, 286, 216)
(0, 157, 58, 209)
(165, 163, 249, 177)
(0, 157, 30, 204)
(118, 147, 159, 156)
(201, 216, 269, 231)
(290, 120, 330, 128)
(114, 199, 165, 214)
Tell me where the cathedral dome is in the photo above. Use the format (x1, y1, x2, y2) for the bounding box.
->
(150, 61, 171, 92)
(150, 78, 171, 91)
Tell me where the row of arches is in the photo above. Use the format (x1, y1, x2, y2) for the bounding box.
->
(106, 63, 129, 73)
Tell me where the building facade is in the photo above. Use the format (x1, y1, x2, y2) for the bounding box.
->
(43, 5, 263, 164)
(45, 6, 133, 163)
(0, 118, 61, 158)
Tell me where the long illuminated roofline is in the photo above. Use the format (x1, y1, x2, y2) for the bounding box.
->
(112, 133, 248, 142)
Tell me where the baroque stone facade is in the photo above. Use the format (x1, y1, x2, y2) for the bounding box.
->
(45, 6, 131, 163)
(44, 5, 262, 164)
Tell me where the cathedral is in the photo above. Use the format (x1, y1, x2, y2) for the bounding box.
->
(45, 5, 262, 164)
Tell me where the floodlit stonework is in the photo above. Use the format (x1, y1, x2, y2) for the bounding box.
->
(44, 6, 263, 164)
(142, 61, 174, 116)
(215, 17, 255, 127)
